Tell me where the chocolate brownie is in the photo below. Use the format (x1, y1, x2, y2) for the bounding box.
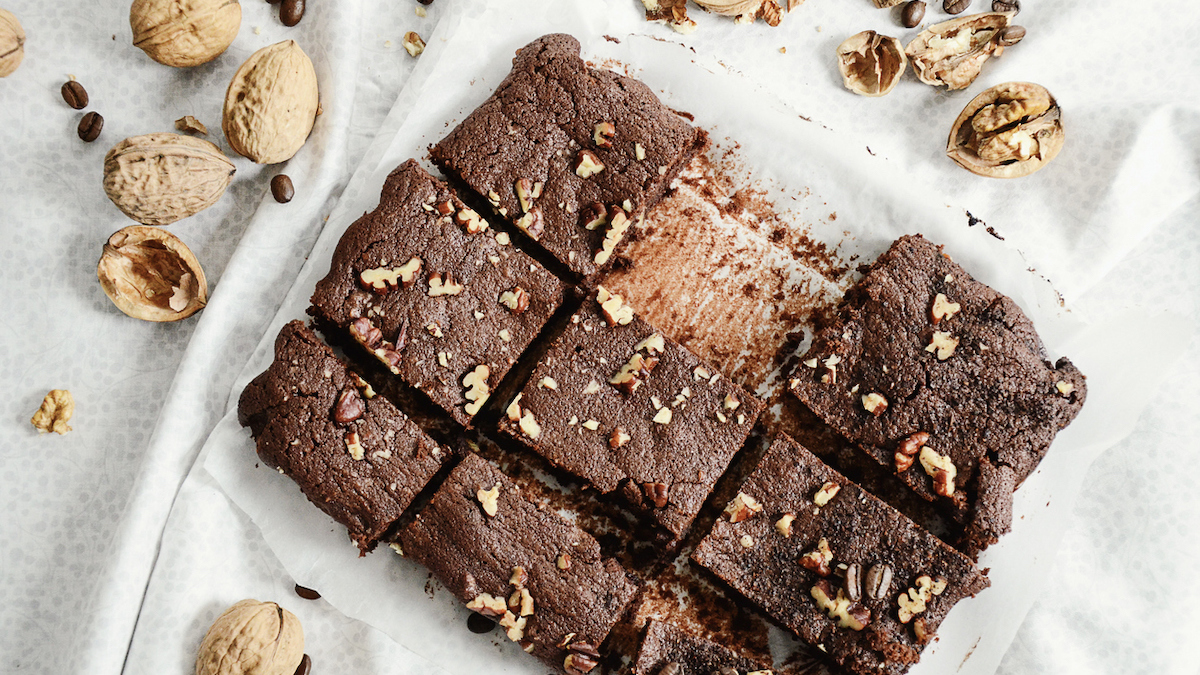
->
(633, 620, 770, 675)
(430, 33, 706, 281)
(497, 287, 764, 540)
(788, 234, 1086, 556)
(692, 435, 989, 675)
(310, 159, 567, 427)
(237, 321, 449, 554)
(400, 453, 639, 671)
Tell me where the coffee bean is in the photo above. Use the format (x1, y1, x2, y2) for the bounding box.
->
(417, 0, 434, 4)
(943, 0, 971, 13)
(657, 663, 681, 675)
(996, 25, 1026, 46)
(272, 174, 295, 203)
(294, 583, 321, 600)
(843, 562, 863, 601)
(266, 0, 281, 4)
(466, 612, 496, 634)
(992, 0, 1019, 12)
(61, 80, 89, 110)
(293, 654, 311, 675)
(901, 1, 925, 27)
(280, 0, 304, 26)
(77, 111, 103, 142)
(865, 563, 893, 600)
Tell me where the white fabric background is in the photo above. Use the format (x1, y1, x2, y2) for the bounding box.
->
(0, 1, 1197, 675)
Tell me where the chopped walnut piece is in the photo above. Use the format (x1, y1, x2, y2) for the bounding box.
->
(476, 483, 501, 517)
(926, 331, 959, 360)
(557, 553, 571, 570)
(895, 431, 930, 472)
(583, 380, 601, 395)
(594, 206, 633, 266)
(344, 431, 365, 460)
(402, 31, 425, 57)
(516, 207, 545, 240)
(509, 566, 529, 589)
(723, 393, 741, 410)
(821, 354, 841, 384)
(800, 537, 835, 576)
(652, 408, 672, 424)
(596, 286, 635, 326)
(813, 481, 841, 506)
(466, 592, 507, 617)
(462, 365, 491, 416)
(31, 389, 74, 435)
(642, 482, 670, 508)
(635, 143, 646, 160)
(1056, 380, 1075, 396)
(693, 365, 711, 381)
(454, 206, 487, 233)
(498, 287, 530, 314)
(539, 377, 558, 390)
(428, 272, 464, 296)
(724, 492, 763, 522)
(897, 575, 945, 623)
(359, 257, 422, 292)
(931, 293, 961, 324)
(582, 419, 600, 431)
(918, 447, 957, 496)
(593, 122, 615, 148)
(518, 409, 541, 439)
(775, 514, 796, 537)
(739, 535, 755, 548)
(505, 393, 522, 422)
(811, 580, 871, 631)
(574, 150, 605, 177)
(609, 426, 631, 448)
(500, 611, 528, 642)
(861, 392, 888, 416)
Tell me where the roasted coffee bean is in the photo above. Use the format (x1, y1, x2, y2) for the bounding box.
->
(280, 0, 304, 26)
(77, 111, 103, 142)
(865, 563, 893, 600)
(844, 562, 863, 601)
(466, 612, 496, 634)
(293, 654, 311, 675)
(996, 25, 1026, 46)
(266, 0, 281, 4)
(61, 80, 88, 109)
(901, 1, 925, 27)
(272, 174, 295, 203)
(417, 0, 434, 4)
(569, 642, 601, 659)
(943, 0, 971, 13)
(992, 0, 1019, 12)
(657, 663, 682, 675)
(294, 583, 321, 600)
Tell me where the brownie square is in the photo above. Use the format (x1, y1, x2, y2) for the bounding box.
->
(633, 620, 770, 675)
(692, 435, 989, 675)
(237, 321, 449, 554)
(498, 287, 764, 539)
(400, 453, 639, 671)
(430, 33, 706, 281)
(788, 235, 1086, 556)
(310, 159, 568, 427)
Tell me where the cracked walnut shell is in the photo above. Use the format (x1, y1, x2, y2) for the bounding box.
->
(223, 40, 319, 164)
(103, 133, 236, 226)
(905, 12, 1013, 90)
(131, 0, 242, 68)
(948, 82, 1064, 178)
(98, 226, 208, 322)
(837, 31, 907, 97)
(0, 8, 25, 77)
(195, 599, 304, 675)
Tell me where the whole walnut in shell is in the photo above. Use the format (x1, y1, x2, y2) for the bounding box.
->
(223, 40, 319, 164)
(103, 132, 235, 226)
(131, 0, 242, 68)
(948, 82, 1064, 178)
(195, 599, 304, 675)
(0, 8, 25, 77)
(98, 225, 208, 322)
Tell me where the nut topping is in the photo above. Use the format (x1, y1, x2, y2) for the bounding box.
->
(652, 408, 673, 425)
(466, 593, 507, 617)
(462, 365, 491, 416)
(333, 387, 365, 424)
(595, 205, 633, 266)
(905, 12, 1013, 90)
(427, 272, 465, 297)
(642, 482, 670, 509)
(931, 293, 961, 324)
(610, 426, 632, 448)
(1055, 380, 1075, 396)
(518, 409, 541, 439)
(596, 286, 635, 326)
(895, 431, 930, 472)
(574, 150, 605, 178)
(800, 537, 834, 576)
(724, 492, 763, 523)
(948, 81, 1065, 178)
(593, 122, 616, 148)
(918, 447, 957, 497)
(515, 178, 536, 212)
(813, 481, 841, 506)
(926, 331, 959, 360)
(476, 483, 500, 517)
(516, 206, 545, 240)
(811, 580, 871, 631)
(360, 257, 422, 293)
(454, 207, 487, 233)
(861, 392, 888, 416)
(31, 390, 74, 435)
(344, 430, 365, 460)
(557, 553, 572, 570)
(896, 574, 947, 623)
(775, 514, 796, 537)
(836, 31, 907, 97)
(498, 287, 531, 314)
(580, 201, 607, 231)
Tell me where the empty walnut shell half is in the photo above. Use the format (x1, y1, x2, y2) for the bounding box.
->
(947, 82, 1064, 178)
(837, 31, 907, 97)
(905, 12, 1013, 90)
(98, 225, 208, 322)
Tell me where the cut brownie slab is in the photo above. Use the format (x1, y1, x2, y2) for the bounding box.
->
(400, 453, 639, 672)
(238, 321, 449, 554)
(310, 159, 568, 428)
(633, 620, 770, 675)
(498, 287, 764, 540)
(692, 435, 989, 675)
(430, 33, 706, 281)
(788, 234, 1086, 556)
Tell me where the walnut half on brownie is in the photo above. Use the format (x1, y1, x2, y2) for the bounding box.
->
(788, 234, 1086, 557)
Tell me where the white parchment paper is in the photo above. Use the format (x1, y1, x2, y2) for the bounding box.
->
(203, 2, 1192, 675)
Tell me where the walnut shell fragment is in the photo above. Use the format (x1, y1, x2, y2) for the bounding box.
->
(0, 8, 26, 77)
(223, 40, 320, 164)
(905, 12, 1013, 90)
(837, 31, 907, 97)
(98, 226, 208, 322)
(103, 133, 236, 226)
(195, 599, 305, 675)
(948, 82, 1064, 178)
(131, 0, 242, 68)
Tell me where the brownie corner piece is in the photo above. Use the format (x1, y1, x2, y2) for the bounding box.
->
(430, 33, 705, 281)
(633, 619, 769, 675)
(399, 453, 639, 671)
(237, 320, 449, 554)
(498, 286, 764, 540)
(788, 233, 1086, 555)
(691, 434, 988, 675)
(308, 159, 567, 428)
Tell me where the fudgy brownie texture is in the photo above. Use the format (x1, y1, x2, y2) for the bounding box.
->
(633, 620, 769, 675)
(498, 287, 764, 540)
(692, 435, 989, 675)
(238, 321, 449, 555)
(788, 235, 1086, 557)
(400, 453, 639, 671)
(430, 33, 706, 281)
(309, 159, 567, 428)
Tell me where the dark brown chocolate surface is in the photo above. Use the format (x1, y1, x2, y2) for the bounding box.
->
(430, 33, 705, 281)
(788, 234, 1086, 555)
(497, 288, 764, 539)
(237, 320, 449, 554)
(633, 619, 769, 675)
(692, 435, 989, 675)
(400, 453, 639, 669)
(309, 159, 567, 427)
